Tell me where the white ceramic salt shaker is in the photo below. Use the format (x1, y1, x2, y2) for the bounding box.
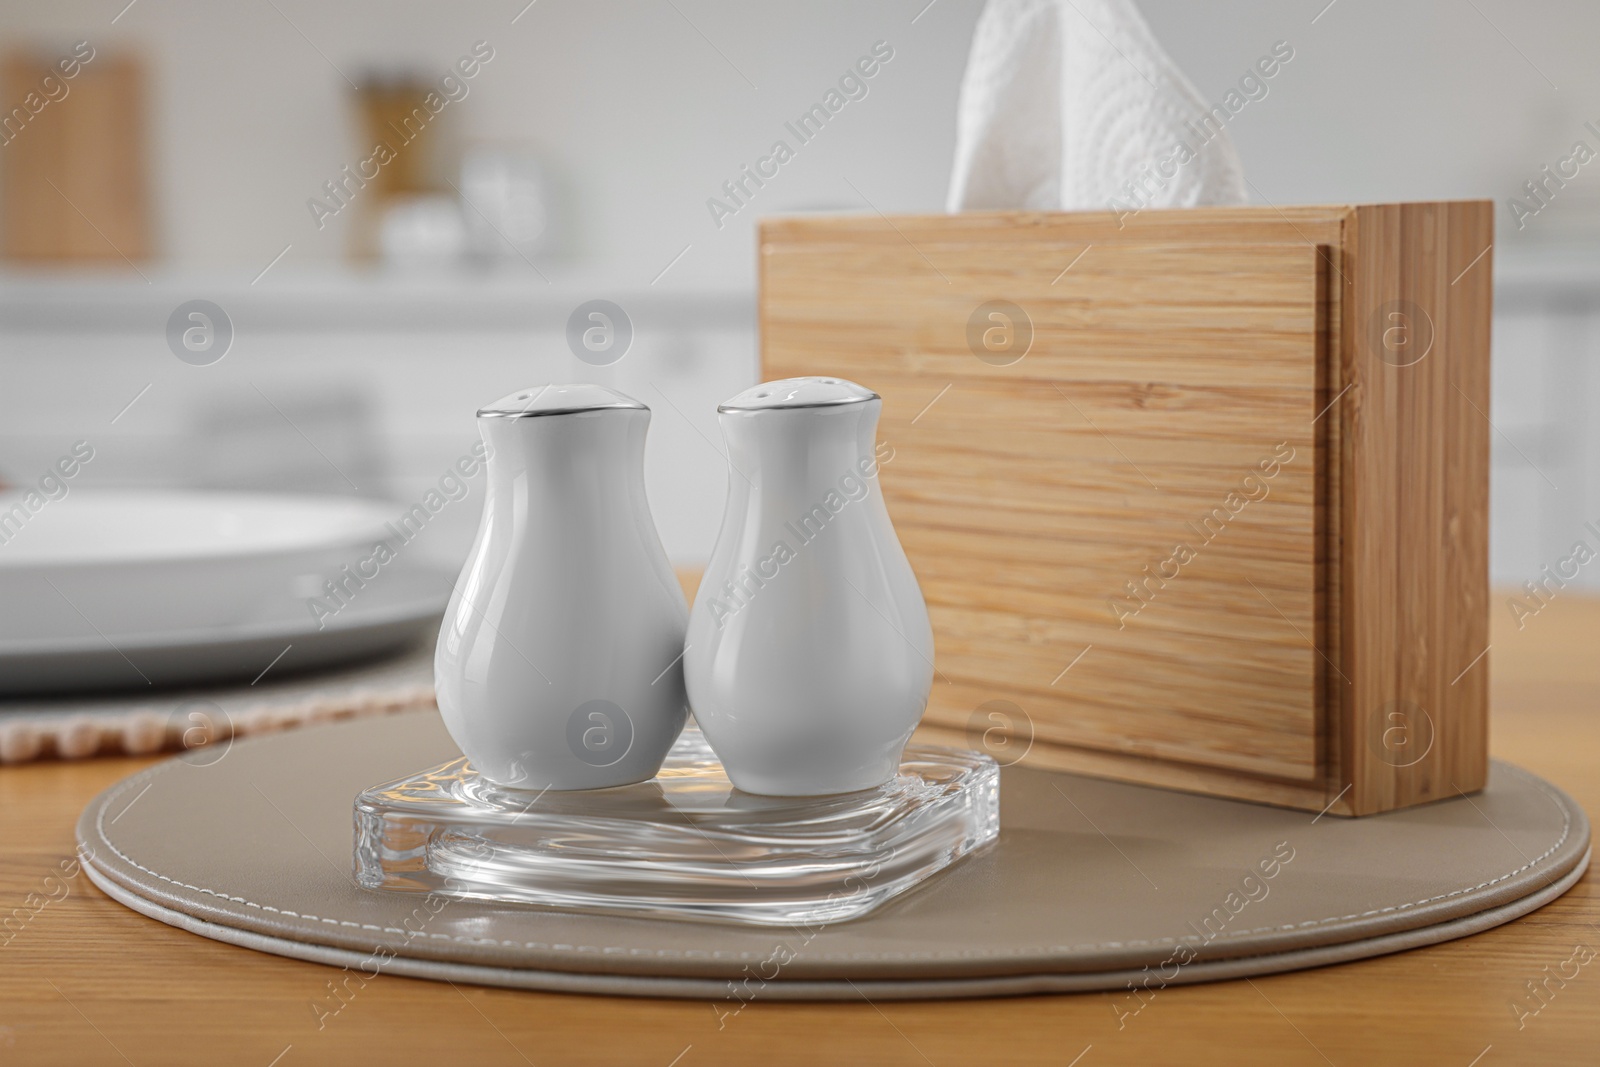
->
(434, 384, 688, 790)
(685, 377, 934, 796)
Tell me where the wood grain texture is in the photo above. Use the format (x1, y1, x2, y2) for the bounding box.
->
(0, 588, 1590, 1067)
(759, 204, 1491, 815)
(759, 207, 1347, 249)
(764, 230, 1323, 785)
(1336, 202, 1493, 814)
(1, 52, 150, 263)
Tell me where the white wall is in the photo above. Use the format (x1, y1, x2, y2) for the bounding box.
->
(0, 0, 986, 285)
(4, 0, 1600, 584)
(1142, 0, 1600, 242)
(6, 0, 1600, 280)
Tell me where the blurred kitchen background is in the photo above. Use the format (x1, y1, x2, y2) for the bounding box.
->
(0, 0, 1596, 584)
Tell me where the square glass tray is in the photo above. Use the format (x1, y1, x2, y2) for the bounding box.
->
(354, 724, 999, 926)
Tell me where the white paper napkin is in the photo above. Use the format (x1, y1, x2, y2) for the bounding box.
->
(946, 0, 1249, 214)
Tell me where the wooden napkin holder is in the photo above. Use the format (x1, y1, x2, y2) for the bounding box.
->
(759, 202, 1491, 815)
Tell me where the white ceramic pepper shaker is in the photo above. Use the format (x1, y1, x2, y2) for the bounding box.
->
(685, 377, 934, 796)
(434, 384, 688, 790)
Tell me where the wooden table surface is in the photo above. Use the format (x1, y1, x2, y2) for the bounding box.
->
(2, 592, 1597, 1067)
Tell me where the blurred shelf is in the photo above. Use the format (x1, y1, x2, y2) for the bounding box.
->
(5, 242, 1598, 330)
(0, 266, 754, 333)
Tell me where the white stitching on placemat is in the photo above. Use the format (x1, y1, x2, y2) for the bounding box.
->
(90, 759, 1577, 960)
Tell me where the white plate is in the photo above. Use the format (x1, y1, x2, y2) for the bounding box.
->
(0, 491, 450, 695)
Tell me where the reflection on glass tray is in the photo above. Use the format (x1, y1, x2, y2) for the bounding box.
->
(354, 724, 1000, 926)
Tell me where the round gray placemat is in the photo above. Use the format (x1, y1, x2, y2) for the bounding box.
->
(78, 710, 1590, 1000)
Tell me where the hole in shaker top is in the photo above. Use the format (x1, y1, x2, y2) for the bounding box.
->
(478, 384, 647, 420)
(718, 377, 879, 414)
